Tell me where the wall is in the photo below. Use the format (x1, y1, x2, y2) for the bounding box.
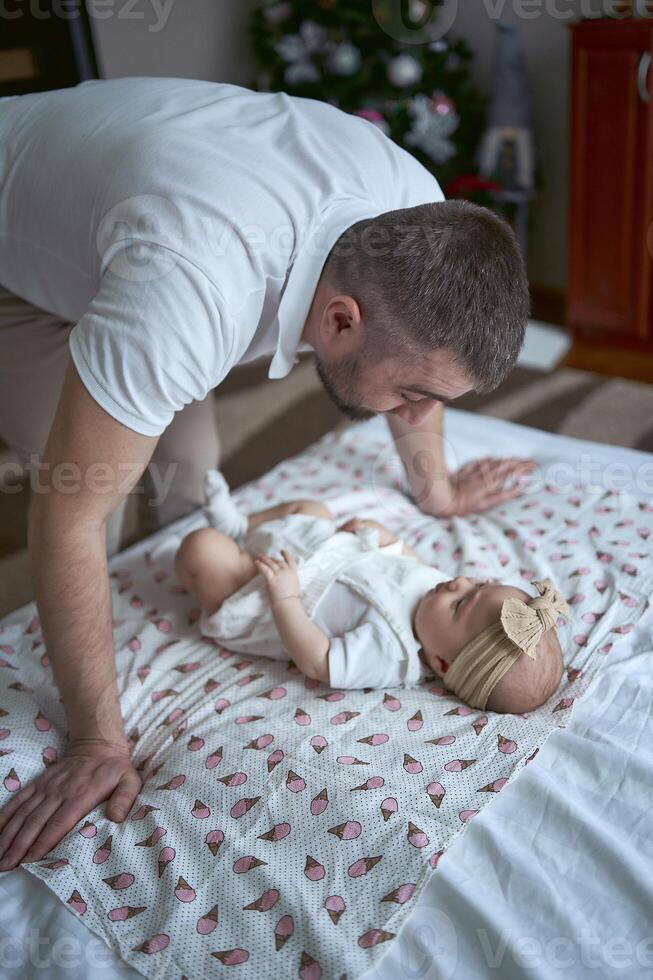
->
(452, 2, 576, 292)
(88, 0, 260, 87)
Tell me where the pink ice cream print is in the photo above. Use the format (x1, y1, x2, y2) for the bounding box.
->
(407, 822, 429, 849)
(478, 778, 508, 793)
(274, 914, 294, 950)
(310, 735, 328, 753)
(331, 710, 360, 725)
(230, 796, 261, 819)
(233, 855, 267, 873)
(258, 822, 291, 842)
(407, 711, 423, 732)
(267, 748, 285, 771)
(211, 946, 249, 966)
(130, 803, 159, 821)
(108, 905, 147, 922)
(498, 735, 517, 754)
(218, 771, 247, 787)
(426, 782, 445, 808)
(382, 693, 401, 711)
(102, 872, 135, 890)
(286, 770, 306, 793)
(205, 830, 225, 855)
(351, 776, 384, 791)
(78, 821, 97, 839)
(357, 733, 389, 746)
(348, 855, 382, 877)
(311, 789, 329, 815)
(328, 820, 361, 841)
(134, 826, 167, 848)
(304, 855, 326, 881)
(67, 890, 87, 915)
(133, 933, 170, 955)
(175, 877, 196, 903)
(3, 768, 20, 792)
(380, 797, 398, 821)
(444, 758, 476, 771)
(358, 928, 395, 948)
(325, 895, 346, 924)
(92, 835, 113, 864)
(381, 883, 416, 905)
(403, 754, 423, 774)
(243, 888, 279, 912)
(244, 733, 273, 749)
(196, 905, 219, 935)
(299, 950, 321, 980)
(157, 847, 175, 878)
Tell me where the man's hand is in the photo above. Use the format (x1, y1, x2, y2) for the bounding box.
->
(426, 456, 535, 518)
(0, 737, 142, 872)
(386, 404, 534, 518)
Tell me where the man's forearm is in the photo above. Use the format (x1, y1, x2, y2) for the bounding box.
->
(28, 514, 128, 748)
(386, 403, 454, 513)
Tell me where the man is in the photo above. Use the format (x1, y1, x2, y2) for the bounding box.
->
(0, 77, 531, 871)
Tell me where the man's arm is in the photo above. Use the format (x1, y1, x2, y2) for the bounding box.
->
(387, 403, 535, 517)
(29, 358, 160, 743)
(0, 358, 159, 870)
(386, 403, 454, 514)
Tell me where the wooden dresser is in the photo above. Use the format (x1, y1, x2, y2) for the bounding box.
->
(566, 19, 653, 377)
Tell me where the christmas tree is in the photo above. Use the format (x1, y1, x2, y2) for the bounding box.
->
(250, 0, 495, 201)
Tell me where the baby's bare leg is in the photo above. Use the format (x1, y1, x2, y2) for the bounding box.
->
(174, 528, 258, 616)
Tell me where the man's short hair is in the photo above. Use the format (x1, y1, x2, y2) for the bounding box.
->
(323, 199, 530, 393)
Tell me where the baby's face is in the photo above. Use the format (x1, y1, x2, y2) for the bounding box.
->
(414, 576, 532, 677)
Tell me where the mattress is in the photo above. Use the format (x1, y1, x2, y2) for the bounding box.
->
(0, 409, 651, 980)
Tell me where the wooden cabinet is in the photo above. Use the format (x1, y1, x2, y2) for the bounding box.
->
(568, 19, 653, 355)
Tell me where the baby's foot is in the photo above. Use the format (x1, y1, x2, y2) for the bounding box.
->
(203, 470, 249, 541)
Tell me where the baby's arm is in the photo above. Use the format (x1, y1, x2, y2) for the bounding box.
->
(338, 518, 423, 561)
(254, 551, 330, 683)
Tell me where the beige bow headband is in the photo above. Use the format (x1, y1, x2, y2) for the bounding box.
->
(443, 579, 571, 711)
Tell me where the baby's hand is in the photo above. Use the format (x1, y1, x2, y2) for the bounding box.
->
(337, 518, 398, 547)
(254, 550, 301, 604)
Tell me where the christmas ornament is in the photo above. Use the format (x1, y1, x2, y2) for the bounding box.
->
(275, 20, 328, 86)
(431, 91, 456, 116)
(326, 41, 362, 77)
(387, 53, 423, 88)
(405, 93, 460, 164)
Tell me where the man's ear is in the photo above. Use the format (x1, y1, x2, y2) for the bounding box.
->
(320, 295, 363, 352)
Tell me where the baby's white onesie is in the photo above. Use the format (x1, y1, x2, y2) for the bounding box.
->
(199, 513, 448, 689)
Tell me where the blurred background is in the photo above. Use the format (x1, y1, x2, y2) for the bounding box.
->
(2, 0, 653, 610)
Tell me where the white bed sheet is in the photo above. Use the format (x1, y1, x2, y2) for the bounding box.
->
(0, 410, 651, 980)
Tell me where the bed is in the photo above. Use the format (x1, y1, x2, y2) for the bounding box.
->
(0, 409, 651, 980)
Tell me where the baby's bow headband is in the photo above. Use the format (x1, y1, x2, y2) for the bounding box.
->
(442, 579, 571, 711)
(500, 579, 571, 659)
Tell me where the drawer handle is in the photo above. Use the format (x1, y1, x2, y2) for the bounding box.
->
(638, 51, 651, 103)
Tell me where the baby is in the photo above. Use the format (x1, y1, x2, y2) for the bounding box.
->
(174, 473, 570, 714)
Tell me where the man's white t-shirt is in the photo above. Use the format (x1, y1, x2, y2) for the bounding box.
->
(0, 77, 445, 436)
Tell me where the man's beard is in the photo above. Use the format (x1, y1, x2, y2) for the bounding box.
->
(313, 351, 378, 423)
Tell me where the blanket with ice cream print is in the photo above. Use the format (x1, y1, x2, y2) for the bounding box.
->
(1, 419, 651, 980)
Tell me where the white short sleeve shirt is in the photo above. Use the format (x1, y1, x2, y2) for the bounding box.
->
(0, 77, 445, 435)
(313, 581, 432, 690)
